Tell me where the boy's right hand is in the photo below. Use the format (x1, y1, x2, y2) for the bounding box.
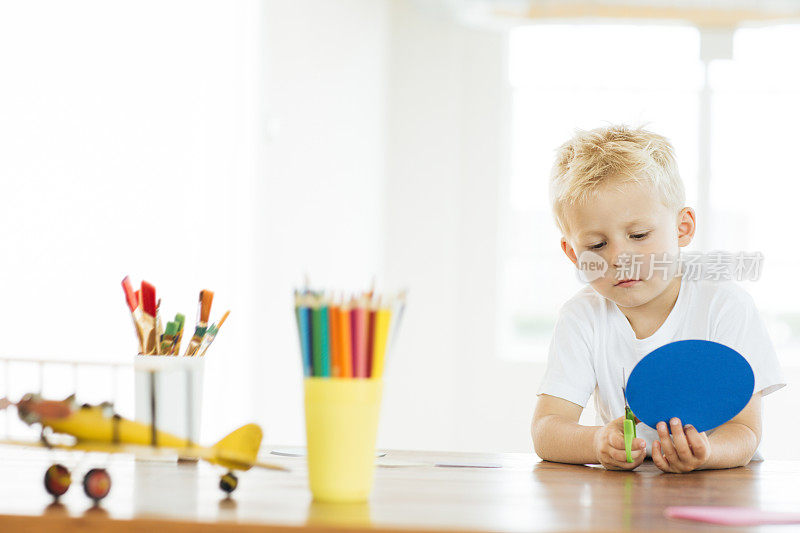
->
(593, 415, 647, 470)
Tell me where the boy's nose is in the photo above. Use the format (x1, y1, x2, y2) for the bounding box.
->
(609, 248, 637, 273)
(608, 247, 626, 268)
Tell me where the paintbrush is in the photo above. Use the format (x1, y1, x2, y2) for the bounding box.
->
(160, 321, 178, 355)
(173, 313, 186, 355)
(121, 276, 144, 353)
(198, 310, 229, 357)
(155, 298, 164, 354)
(184, 290, 214, 356)
(140, 281, 158, 355)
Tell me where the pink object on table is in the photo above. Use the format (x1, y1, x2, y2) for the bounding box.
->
(665, 506, 800, 526)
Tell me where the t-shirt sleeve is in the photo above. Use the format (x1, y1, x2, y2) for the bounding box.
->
(711, 286, 786, 397)
(536, 305, 597, 407)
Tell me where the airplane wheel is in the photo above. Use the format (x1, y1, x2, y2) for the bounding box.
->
(44, 464, 71, 499)
(219, 472, 238, 494)
(83, 468, 111, 503)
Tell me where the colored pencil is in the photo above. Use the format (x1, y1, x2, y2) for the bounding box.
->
(338, 302, 353, 378)
(366, 303, 376, 378)
(296, 294, 314, 376)
(329, 298, 342, 377)
(371, 305, 392, 379)
(311, 299, 331, 377)
(351, 300, 368, 378)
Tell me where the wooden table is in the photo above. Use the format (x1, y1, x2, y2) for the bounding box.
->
(0, 445, 796, 532)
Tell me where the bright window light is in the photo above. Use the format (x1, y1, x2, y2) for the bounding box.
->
(501, 24, 701, 362)
(501, 22, 800, 369)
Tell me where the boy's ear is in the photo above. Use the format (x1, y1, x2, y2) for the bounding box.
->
(561, 237, 579, 265)
(677, 207, 696, 247)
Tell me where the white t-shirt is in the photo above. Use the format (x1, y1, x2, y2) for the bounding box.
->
(536, 273, 786, 460)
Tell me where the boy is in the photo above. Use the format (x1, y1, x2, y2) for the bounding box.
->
(531, 124, 785, 472)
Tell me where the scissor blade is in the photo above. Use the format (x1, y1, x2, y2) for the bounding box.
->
(621, 368, 628, 405)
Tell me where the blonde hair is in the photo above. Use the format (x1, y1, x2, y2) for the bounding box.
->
(549, 123, 685, 236)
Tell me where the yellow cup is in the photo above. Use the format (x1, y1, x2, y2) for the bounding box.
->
(304, 377, 383, 503)
(306, 500, 371, 527)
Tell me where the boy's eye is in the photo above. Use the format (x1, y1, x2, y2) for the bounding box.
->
(630, 232, 649, 240)
(588, 242, 606, 250)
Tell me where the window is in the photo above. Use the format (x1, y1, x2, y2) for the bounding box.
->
(708, 24, 800, 367)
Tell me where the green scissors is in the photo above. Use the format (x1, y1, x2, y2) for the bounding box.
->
(622, 368, 636, 463)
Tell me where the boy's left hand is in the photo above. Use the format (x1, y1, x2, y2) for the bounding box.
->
(652, 417, 710, 473)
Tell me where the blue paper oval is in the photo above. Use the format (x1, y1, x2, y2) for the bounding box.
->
(626, 340, 755, 433)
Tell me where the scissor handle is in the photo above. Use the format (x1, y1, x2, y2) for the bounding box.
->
(624, 418, 635, 462)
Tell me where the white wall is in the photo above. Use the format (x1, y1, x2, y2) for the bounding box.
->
(255, 0, 389, 446)
(383, 1, 543, 453)
(382, 1, 464, 450)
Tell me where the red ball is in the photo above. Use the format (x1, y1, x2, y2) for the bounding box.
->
(44, 464, 71, 498)
(83, 468, 111, 502)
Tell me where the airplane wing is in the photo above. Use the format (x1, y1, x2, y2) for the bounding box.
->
(0, 438, 59, 449)
(0, 438, 207, 458)
(0, 439, 290, 472)
(252, 459, 291, 472)
(211, 447, 290, 472)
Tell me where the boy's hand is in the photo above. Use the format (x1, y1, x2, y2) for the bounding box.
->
(652, 418, 710, 473)
(593, 415, 646, 470)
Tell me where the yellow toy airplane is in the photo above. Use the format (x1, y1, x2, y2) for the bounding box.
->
(0, 393, 288, 502)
